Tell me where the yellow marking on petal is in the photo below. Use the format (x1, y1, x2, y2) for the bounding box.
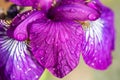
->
(80, 21, 90, 27)
(76, 21, 90, 30)
(81, 21, 91, 30)
(0, 19, 11, 27)
(74, 20, 91, 30)
(5, 19, 12, 25)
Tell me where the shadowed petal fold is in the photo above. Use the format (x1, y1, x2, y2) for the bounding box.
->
(29, 20, 83, 78)
(0, 20, 44, 80)
(59, 0, 85, 4)
(82, 5, 114, 69)
(50, 3, 100, 21)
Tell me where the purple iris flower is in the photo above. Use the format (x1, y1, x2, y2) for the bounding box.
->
(0, 0, 115, 79)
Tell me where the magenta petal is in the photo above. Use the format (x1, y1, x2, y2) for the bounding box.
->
(7, 10, 45, 41)
(29, 20, 83, 78)
(10, 0, 53, 10)
(82, 6, 114, 70)
(51, 3, 100, 21)
(59, 0, 85, 5)
(10, 0, 35, 6)
(93, 0, 115, 50)
(0, 20, 44, 80)
(5, 41, 44, 80)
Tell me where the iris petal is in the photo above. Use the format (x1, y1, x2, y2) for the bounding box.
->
(7, 10, 45, 41)
(82, 5, 114, 70)
(51, 3, 100, 21)
(93, 0, 115, 50)
(29, 20, 83, 78)
(10, 0, 53, 10)
(59, 0, 85, 5)
(0, 20, 44, 80)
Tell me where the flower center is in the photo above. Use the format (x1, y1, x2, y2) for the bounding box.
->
(79, 21, 91, 30)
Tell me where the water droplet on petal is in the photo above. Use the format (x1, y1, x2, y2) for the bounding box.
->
(88, 13, 97, 20)
(15, 33, 27, 41)
(21, 16, 25, 20)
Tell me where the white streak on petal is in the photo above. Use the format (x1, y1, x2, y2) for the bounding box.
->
(0, 21, 44, 80)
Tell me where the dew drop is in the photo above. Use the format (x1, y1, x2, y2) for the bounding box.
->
(70, 9, 76, 13)
(15, 33, 27, 41)
(88, 13, 97, 21)
(41, 57, 44, 60)
(21, 16, 25, 20)
(91, 63, 95, 66)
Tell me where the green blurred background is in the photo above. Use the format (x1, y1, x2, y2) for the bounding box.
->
(0, 0, 120, 80)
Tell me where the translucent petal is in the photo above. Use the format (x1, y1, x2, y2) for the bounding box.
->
(82, 6, 115, 70)
(29, 20, 83, 78)
(0, 20, 44, 80)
